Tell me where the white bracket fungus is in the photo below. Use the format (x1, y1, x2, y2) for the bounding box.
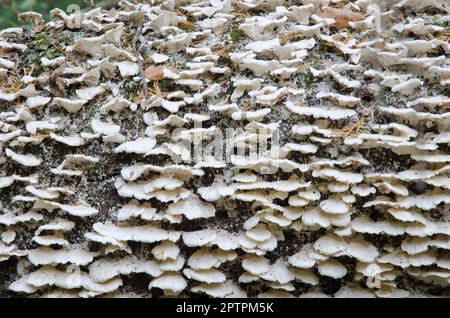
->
(1, 0, 449, 299)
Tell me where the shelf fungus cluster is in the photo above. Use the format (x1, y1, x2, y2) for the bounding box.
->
(0, 0, 449, 298)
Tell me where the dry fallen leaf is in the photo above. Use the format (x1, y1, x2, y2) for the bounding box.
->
(241, 101, 253, 111)
(133, 91, 145, 105)
(0, 71, 22, 93)
(49, 63, 66, 97)
(144, 65, 179, 81)
(322, 8, 364, 29)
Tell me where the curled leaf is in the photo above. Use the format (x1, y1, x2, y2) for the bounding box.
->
(322, 8, 364, 29)
(144, 65, 179, 81)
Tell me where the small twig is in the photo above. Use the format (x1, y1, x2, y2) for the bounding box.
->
(131, 13, 147, 100)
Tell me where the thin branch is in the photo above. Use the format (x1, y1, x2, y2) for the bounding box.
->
(131, 15, 147, 100)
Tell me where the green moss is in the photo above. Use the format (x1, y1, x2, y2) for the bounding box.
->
(128, 90, 140, 102)
(123, 81, 142, 101)
(23, 51, 43, 75)
(44, 47, 60, 59)
(159, 80, 171, 92)
(184, 26, 196, 33)
(311, 61, 324, 70)
(296, 72, 315, 89)
(230, 28, 246, 43)
(433, 21, 449, 28)
(23, 32, 74, 75)
(32, 32, 72, 52)
(143, 54, 152, 67)
(178, 21, 197, 33)
(218, 55, 231, 67)
(35, 33, 52, 49)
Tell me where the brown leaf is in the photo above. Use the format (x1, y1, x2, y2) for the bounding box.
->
(49, 63, 66, 97)
(133, 91, 145, 105)
(144, 65, 179, 81)
(321, 8, 364, 30)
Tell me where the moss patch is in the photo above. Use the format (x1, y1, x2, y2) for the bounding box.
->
(230, 28, 246, 43)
